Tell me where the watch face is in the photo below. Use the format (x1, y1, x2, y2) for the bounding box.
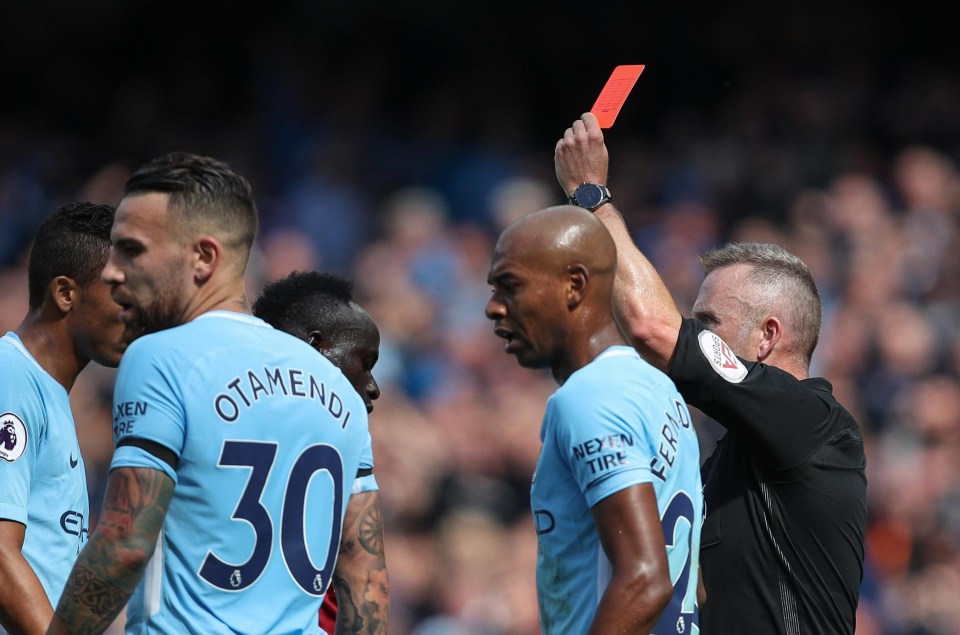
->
(574, 184, 604, 209)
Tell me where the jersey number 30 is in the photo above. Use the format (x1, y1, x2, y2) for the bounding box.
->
(199, 440, 344, 596)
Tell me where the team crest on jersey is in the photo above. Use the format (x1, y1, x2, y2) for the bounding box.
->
(0, 412, 27, 462)
(697, 330, 748, 383)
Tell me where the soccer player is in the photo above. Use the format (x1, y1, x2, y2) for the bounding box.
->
(252, 271, 388, 635)
(485, 206, 703, 635)
(47, 153, 375, 635)
(0, 202, 127, 635)
(556, 112, 867, 635)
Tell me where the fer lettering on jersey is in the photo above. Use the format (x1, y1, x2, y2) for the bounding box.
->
(650, 400, 692, 482)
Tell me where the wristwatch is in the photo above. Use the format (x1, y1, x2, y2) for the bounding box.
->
(568, 182, 612, 211)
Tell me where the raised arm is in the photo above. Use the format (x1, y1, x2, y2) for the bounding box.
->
(588, 484, 672, 635)
(47, 466, 173, 635)
(332, 490, 389, 635)
(555, 112, 683, 371)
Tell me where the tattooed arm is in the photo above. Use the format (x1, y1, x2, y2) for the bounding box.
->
(332, 491, 389, 635)
(46, 467, 174, 635)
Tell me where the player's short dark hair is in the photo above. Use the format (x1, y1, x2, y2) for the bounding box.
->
(27, 202, 115, 309)
(124, 152, 258, 253)
(252, 271, 356, 340)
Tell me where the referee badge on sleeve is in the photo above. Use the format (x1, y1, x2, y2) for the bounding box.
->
(0, 412, 27, 462)
(697, 330, 748, 383)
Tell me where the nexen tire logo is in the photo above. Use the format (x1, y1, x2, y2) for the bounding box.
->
(60, 510, 89, 544)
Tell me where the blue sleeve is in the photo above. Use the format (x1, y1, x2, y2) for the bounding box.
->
(0, 369, 47, 525)
(358, 429, 374, 472)
(0, 375, 46, 524)
(110, 340, 187, 461)
(549, 385, 658, 509)
(110, 445, 178, 484)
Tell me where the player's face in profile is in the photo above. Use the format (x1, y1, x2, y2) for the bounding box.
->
(485, 244, 562, 369)
(693, 263, 760, 361)
(71, 276, 128, 367)
(101, 193, 191, 339)
(314, 305, 381, 413)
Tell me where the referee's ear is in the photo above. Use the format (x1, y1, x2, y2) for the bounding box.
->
(756, 315, 783, 362)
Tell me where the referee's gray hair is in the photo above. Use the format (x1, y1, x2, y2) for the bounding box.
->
(699, 242, 822, 365)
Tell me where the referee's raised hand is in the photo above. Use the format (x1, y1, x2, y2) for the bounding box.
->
(555, 112, 610, 198)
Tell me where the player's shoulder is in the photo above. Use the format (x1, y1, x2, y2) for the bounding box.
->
(0, 333, 37, 369)
(0, 334, 52, 392)
(0, 336, 52, 440)
(553, 346, 680, 416)
(567, 345, 674, 392)
(124, 311, 290, 360)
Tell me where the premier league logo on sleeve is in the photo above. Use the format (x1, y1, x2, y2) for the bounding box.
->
(0, 413, 27, 462)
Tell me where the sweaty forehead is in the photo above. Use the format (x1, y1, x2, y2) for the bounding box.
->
(490, 228, 558, 274)
(329, 303, 380, 340)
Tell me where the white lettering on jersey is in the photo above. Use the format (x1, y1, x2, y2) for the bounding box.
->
(697, 330, 748, 383)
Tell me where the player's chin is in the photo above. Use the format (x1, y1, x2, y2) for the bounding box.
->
(121, 320, 148, 344)
(107, 341, 130, 367)
(513, 349, 547, 369)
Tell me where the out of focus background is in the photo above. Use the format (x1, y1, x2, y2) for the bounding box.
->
(3, 2, 959, 633)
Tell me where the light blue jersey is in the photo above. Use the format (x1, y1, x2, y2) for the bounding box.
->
(531, 346, 703, 635)
(110, 312, 370, 635)
(0, 333, 88, 616)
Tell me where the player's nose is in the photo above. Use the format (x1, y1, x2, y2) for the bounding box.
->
(367, 377, 380, 403)
(101, 255, 123, 285)
(485, 296, 506, 320)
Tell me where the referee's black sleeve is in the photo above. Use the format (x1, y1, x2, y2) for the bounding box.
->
(668, 318, 839, 470)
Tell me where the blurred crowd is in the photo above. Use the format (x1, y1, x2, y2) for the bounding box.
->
(2, 54, 960, 635)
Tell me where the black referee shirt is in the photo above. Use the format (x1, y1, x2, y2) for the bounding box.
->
(668, 318, 867, 635)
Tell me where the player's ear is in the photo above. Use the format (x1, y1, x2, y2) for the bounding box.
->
(49, 276, 78, 315)
(193, 236, 222, 283)
(566, 263, 588, 310)
(308, 330, 333, 354)
(756, 315, 782, 361)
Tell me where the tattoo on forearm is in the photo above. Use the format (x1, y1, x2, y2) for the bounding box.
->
(333, 574, 362, 633)
(333, 566, 388, 635)
(53, 468, 174, 633)
(358, 506, 384, 556)
(334, 494, 388, 634)
(62, 566, 129, 620)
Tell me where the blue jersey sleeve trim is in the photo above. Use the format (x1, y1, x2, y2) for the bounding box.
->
(0, 502, 28, 524)
(585, 465, 655, 508)
(110, 445, 178, 485)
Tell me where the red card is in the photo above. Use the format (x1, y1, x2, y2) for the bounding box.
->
(590, 65, 645, 128)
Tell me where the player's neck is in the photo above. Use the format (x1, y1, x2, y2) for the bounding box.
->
(180, 278, 251, 323)
(553, 320, 626, 385)
(15, 313, 87, 392)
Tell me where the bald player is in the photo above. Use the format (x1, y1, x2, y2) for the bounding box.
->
(485, 206, 703, 635)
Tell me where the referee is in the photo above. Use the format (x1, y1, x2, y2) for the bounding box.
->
(555, 112, 867, 635)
